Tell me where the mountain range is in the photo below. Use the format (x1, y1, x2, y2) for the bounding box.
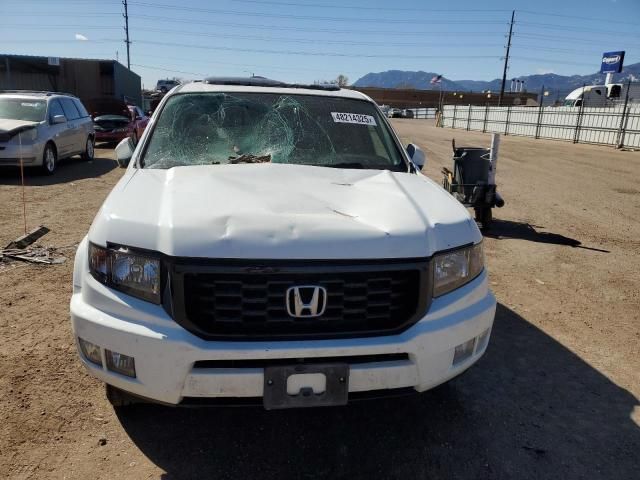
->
(353, 63, 640, 99)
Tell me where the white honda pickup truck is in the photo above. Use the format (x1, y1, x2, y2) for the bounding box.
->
(70, 78, 496, 409)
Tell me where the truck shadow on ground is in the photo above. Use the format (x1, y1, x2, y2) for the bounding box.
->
(116, 304, 639, 480)
(485, 219, 610, 252)
(0, 156, 117, 186)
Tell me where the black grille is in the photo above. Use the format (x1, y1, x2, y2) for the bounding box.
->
(170, 260, 430, 340)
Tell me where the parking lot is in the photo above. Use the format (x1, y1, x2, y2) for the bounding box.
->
(1, 120, 638, 479)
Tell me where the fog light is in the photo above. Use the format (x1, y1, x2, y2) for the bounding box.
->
(105, 349, 136, 378)
(78, 337, 102, 366)
(476, 328, 491, 353)
(453, 338, 475, 366)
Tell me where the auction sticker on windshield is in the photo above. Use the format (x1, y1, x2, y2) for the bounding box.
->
(331, 112, 377, 126)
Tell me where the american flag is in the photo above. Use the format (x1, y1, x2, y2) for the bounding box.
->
(430, 75, 442, 85)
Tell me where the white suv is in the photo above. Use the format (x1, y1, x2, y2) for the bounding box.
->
(0, 91, 95, 174)
(70, 78, 495, 409)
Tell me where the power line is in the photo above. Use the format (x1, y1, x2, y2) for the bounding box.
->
(127, 1, 508, 24)
(227, 0, 511, 13)
(517, 9, 640, 27)
(131, 63, 208, 77)
(92, 26, 504, 48)
(134, 39, 503, 60)
(128, 13, 506, 35)
(0, 19, 502, 37)
(133, 52, 368, 74)
(515, 45, 611, 55)
(2, 39, 120, 44)
(515, 32, 640, 46)
(230, 0, 507, 12)
(510, 57, 597, 67)
(517, 21, 640, 37)
(2, 12, 121, 16)
(5, 24, 122, 29)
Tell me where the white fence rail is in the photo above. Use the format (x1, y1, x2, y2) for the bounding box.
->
(441, 104, 640, 148)
(405, 107, 437, 119)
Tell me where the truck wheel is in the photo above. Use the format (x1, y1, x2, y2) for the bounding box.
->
(106, 384, 136, 407)
(41, 143, 57, 175)
(81, 136, 95, 160)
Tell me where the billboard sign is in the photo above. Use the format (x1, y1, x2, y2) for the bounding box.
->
(600, 51, 625, 74)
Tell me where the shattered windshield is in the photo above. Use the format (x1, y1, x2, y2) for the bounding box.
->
(141, 93, 406, 170)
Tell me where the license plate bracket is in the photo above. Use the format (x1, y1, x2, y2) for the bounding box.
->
(263, 363, 349, 410)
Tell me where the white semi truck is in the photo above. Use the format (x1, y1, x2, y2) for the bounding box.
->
(564, 82, 640, 107)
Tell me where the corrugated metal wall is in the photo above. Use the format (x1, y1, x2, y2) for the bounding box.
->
(0, 55, 141, 106)
(113, 61, 141, 107)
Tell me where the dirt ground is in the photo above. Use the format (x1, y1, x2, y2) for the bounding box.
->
(1, 122, 638, 480)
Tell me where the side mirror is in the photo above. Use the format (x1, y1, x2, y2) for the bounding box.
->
(406, 143, 426, 170)
(51, 114, 66, 125)
(115, 137, 135, 168)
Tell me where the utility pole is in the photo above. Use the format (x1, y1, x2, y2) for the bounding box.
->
(123, 0, 131, 69)
(498, 10, 515, 106)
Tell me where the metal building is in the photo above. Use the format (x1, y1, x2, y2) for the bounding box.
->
(351, 86, 538, 108)
(0, 54, 142, 107)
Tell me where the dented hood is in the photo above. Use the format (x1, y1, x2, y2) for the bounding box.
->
(90, 164, 480, 259)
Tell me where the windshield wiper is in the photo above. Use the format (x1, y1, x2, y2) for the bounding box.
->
(325, 162, 365, 169)
(229, 154, 271, 164)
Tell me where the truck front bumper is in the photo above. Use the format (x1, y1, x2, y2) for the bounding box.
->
(70, 264, 496, 406)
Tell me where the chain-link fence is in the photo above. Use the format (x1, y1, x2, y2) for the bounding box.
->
(441, 103, 640, 148)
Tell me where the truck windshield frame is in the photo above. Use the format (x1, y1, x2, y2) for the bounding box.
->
(139, 92, 408, 171)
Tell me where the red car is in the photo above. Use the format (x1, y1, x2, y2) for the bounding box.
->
(87, 98, 149, 146)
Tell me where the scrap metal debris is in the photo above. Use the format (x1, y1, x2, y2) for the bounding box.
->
(0, 245, 68, 266)
(1, 226, 70, 267)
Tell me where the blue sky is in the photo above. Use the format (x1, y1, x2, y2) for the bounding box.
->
(1, 0, 639, 88)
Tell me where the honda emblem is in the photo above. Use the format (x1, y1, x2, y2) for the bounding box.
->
(286, 286, 327, 318)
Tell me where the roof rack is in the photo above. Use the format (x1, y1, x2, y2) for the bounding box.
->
(203, 76, 341, 91)
(0, 89, 76, 97)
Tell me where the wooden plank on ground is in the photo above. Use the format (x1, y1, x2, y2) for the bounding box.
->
(5, 226, 50, 250)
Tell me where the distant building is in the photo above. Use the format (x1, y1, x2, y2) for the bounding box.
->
(351, 86, 538, 108)
(0, 54, 142, 107)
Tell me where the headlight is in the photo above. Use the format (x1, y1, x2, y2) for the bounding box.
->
(433, 242, 484, 297)
(10, 127, 38, 143)
(89, 243, 161, 303)
(22, 127, 38, 142)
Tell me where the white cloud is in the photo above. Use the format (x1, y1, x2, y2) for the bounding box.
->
(536, 68, 555, 75)
(75, 33, 88, 41)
